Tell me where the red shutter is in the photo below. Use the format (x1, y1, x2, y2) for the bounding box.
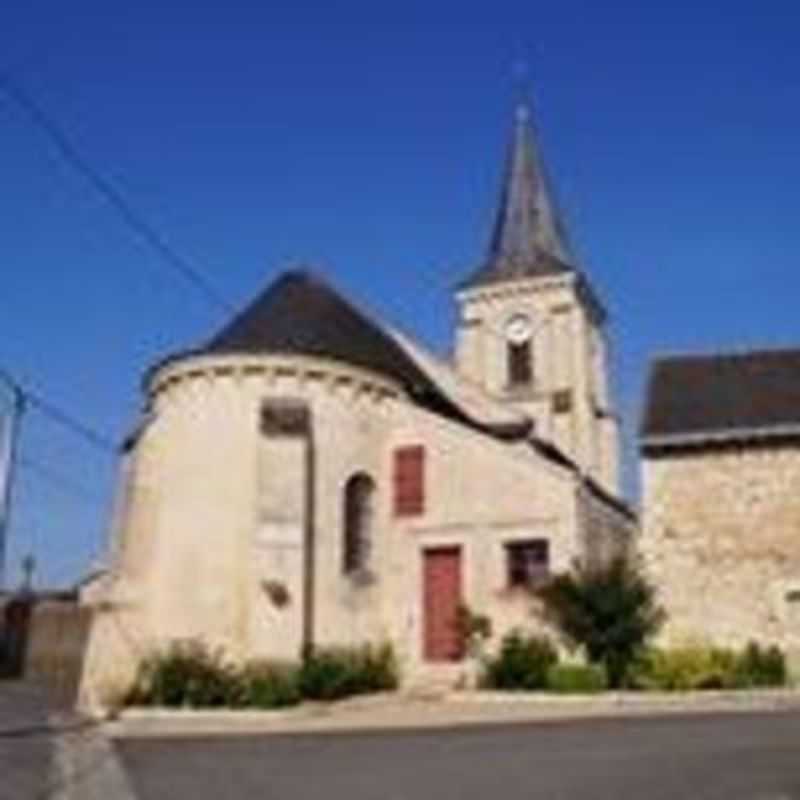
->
(393, 445, 425, 516)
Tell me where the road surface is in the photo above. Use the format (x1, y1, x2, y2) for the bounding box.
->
(116, 711, 800, 800)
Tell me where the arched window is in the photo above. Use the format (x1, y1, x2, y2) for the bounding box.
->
(343, 473, 375, 575)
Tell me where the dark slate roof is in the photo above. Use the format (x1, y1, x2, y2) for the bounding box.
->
(197, 270, 523, 439)
(641, 349, 800, 449)
(463, 250, 572, 289)
(461, 103, 575, 290)
(528, 438, 636, 521)
(205, 270, 434, 391)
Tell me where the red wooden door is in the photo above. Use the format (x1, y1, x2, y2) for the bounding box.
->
(422, 547, 463, 662)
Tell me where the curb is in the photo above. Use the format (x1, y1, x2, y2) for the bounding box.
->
(446, 688, 800, 707)
(107, 689, 800, 739)
(0, 714, 95, 740)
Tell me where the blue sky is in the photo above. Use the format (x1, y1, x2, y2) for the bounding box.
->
(2, 1, 799, 587)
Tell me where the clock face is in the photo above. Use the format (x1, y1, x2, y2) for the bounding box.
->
(505, 313, 533, 344)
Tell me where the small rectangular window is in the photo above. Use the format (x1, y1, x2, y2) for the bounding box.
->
(508, 341, 533, 387)
(394, 445, 425, 517)
(505, 539, 550, 588)
(552, 389, 572, 414)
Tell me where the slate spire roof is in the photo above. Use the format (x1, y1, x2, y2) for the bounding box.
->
(463, 101, 575, 288)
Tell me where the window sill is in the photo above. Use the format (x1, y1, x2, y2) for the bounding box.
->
(496, 579, 551, 598)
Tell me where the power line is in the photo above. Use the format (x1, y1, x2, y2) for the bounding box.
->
(0, 367, 117, 455)
(18, 455, 109, 506)
(0, 374, 115, 591)
(0, 72, 235, 315)
(25, 391, 117, 454)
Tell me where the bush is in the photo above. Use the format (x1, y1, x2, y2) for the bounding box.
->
(239, 660, 301, 708)
(125, 640, 400, 708)
(631, 642, 788, 691)
(736, 642, 787, 688)
(537, 558, 665, 688)
(482, 631, 558, 690)
(630, 645, 739, 691)
(299, 643, 398, 701)
(127, 640, 242, 708)
(546, 663, 607, 694)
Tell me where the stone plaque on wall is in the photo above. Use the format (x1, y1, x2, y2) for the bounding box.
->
(255, 521, 303, 548)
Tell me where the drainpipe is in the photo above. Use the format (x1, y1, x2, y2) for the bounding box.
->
(302, 415, 316, 657)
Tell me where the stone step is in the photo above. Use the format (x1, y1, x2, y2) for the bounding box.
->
(404, 662, 478, 697)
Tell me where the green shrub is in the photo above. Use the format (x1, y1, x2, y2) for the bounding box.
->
(546, 663, 607, 694)
(299, 643, 398, 701)
(482, 631, 558, 691)
(125, 639, 401, 708)
(631, 642, 787, 691)
(127, 640, 242, 708)
(735, 642, 787, 688)
(537, 558, 665, 688)
(630, 646, 739, 691)
(240, 660, 301, 708)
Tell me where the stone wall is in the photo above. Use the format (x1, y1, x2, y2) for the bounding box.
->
(0, 597, 93, 704)
(384, 402, 580, 670)
(25, 600, 93, 704)
(641, 442, 800, 669)
(578, 484, 636, 572)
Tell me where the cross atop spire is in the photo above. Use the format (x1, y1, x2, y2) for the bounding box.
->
(463, 99, 576, 288)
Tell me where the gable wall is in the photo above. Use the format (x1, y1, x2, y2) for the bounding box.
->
(379, 400, 580, 669)
(641, 444, 800, 667)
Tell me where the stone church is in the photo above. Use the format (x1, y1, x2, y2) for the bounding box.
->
(80, 102, 636, 703)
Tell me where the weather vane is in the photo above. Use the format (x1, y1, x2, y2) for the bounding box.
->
(512, 48, 537, 120)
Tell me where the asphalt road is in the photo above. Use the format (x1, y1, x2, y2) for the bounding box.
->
(0, 682, 58, 800)
(116, 711, 800, 800)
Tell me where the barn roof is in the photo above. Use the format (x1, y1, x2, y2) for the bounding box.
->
(641, 349, 800, 451)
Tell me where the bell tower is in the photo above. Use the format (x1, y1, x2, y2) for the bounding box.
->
(455, 102, 620, 493)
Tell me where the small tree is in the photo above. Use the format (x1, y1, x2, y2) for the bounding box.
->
(537, 558, 665, 688)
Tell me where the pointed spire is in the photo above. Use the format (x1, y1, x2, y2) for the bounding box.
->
(464, 100, 575, 287)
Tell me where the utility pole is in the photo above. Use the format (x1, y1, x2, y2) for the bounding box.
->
(0, 371, 25, 592)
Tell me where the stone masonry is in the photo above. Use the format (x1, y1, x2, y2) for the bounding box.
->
(641, 443, 800, 667)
